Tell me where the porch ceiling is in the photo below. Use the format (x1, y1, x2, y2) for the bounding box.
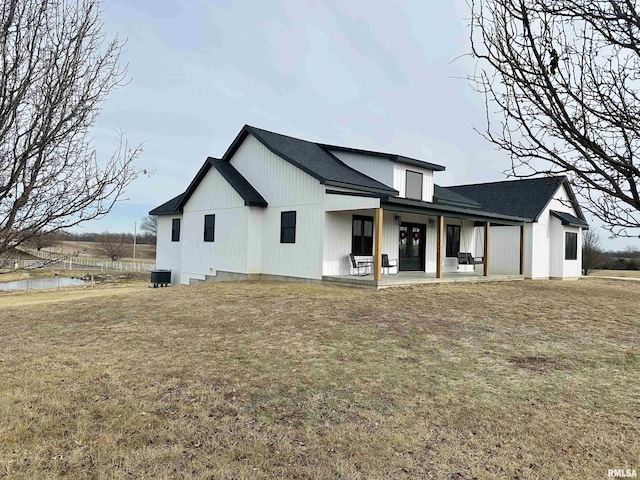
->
(382, 197, 529, 225)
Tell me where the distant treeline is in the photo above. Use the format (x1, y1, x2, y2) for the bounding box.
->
(58, 231, 156, 245)
(598, 250, 640, 270)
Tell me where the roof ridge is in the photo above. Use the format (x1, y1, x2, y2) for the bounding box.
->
(245, 124, 320, 146)
(448, 175, 566, 189)
(245, 124, 445, 171)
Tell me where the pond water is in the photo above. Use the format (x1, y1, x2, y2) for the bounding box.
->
(0, 277, 86, 291)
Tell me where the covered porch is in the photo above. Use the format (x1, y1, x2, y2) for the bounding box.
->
(323, 196, 529, 288)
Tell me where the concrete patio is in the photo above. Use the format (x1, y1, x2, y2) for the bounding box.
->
(322, 271, 525, 289)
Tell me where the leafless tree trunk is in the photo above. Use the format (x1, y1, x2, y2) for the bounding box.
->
(94, 232, 128, 261)
(469, 0, 640, 237)
(0, 0, 143, 261)
(581, 229, 603, 275)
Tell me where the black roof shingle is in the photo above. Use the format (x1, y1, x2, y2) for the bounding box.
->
(149, 193, 184, 215)
(235, 126, 399, 195)
(550, 210, 589, 228)
(446, 176, 586, 221)
(149, 158, 267, 215)
(433, 185, 482, 209)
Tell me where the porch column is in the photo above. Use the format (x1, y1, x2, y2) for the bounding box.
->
(483, 222, 490, 276)
(374, 207, 383, 281)
(519, 224, 525, 275)
(436, 215, 444, 278)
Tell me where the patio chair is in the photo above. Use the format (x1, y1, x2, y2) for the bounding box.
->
(349, 253, 373, 276)
(457, 252, 483, 265)
(382, 254, 399, 275)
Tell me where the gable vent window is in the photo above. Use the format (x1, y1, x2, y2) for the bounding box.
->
(280, 211, 296, 244)
(204, 214, 215, 242)
(405, 170, 423, 200)
(171, 218, 181, 242)
(565, 232, 577, 260)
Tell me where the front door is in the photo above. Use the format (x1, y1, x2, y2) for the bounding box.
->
(399, 223, 425, 271)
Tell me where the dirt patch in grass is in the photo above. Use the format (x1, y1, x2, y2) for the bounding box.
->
(0, 278, 638, 478)
(508, 355, 573, 374)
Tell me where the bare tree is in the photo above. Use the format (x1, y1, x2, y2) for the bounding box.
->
(24, 229, 59, 252)
(140, 215, 157, 236)
(0, 0, 143, 262)
(94, 232, 128, 261)
(582, 229, 603, 275)
(469, 0, 640, 237)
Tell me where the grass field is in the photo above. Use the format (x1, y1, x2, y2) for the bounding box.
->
(45, 240, 156, 262)
(1, 279, 638, 478)
(591, 269, 640, 278)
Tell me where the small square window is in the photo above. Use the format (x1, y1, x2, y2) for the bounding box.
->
(204, 214, 215, 242)
(405, 170, 423, 200)
(171, 218, 180, 242)
(280, 211, 296, 243)
(565, 232, 577, 260)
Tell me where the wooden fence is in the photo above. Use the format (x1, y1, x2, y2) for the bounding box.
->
(14, 247, 156, 272)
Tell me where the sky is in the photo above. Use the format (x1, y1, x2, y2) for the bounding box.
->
(83, 0, 639, 251)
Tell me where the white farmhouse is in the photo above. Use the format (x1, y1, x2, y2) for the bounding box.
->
(150, 125, 588, 287)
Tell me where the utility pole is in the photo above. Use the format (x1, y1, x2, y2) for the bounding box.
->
(133, 222, 137, 260)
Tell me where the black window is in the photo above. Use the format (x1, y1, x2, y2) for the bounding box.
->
(352, 215, 374, 255)
(171, 218, 180, 242)
(204, 214, 215, 242)
(565, 232, 577, 260)
(405, 170, 423, 200)
(446, 224, 460, 257)
(280, 211, 296, 243)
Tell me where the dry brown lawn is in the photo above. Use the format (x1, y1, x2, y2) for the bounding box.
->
(0, 279, 638, 479)
(591, 269, 640, 278)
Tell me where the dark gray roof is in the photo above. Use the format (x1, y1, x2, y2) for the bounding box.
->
(207, 158, 267, 207)
(446, 176, 586, 222)
(149, 158, 267, 215)
(226, 126, 398, 195)
(319, 144, 446, 172)
(550, 210, 589, 228)
(149, 193, 184, 215)
(433, 185, 482, 209)
(383, 197, 529, 225)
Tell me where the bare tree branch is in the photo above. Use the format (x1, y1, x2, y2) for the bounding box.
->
(469, 0, 640, 237)
(140, 215, 157, 237)
(0, 0, 143, 256)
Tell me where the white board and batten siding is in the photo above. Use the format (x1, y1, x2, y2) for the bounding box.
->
(543, 185, 582, 279)
(530, 184, 582, 279)
(324, 187, 380, 212)
(230, 134, 326, 280)
(327, 150, 436, 204)
(179, 166, 250, 285)
(393, 163, 434, 203)
(475, 225, 521, 275)
(156, 215, 182, 285)
(328, 151, 394, 187)
(323, 210, 403, 276)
